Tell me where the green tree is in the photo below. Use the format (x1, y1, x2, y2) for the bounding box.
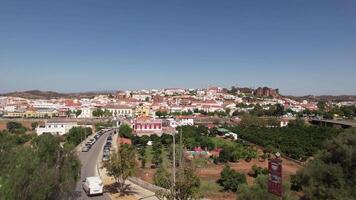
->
(75, 109, 82, 117)
(154, 166, 171, 188)
(31, 122, 39, 130)
(156, 165, 201, 200)
(138, 147, 146, 168)
(152, 142, 163, 166)
(66, 127, 92, 146)
(6, 121, 27, 134)
(317, 101, 326, 111)
(0, 133, 80, 200)
(292, 129, 356, 200)
(239, 114, 266, 127)
(119, 124, 133, 138)
(93, 109, 105, 117)
(248, 165, 268, 178)
(238, 175, 295, 200)
(217, 165, 246, 192)
(103, 144, 137, 194)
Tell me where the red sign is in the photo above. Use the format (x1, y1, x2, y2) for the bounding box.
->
(268, 158, 283, 197)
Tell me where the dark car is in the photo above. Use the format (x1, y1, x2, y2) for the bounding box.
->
(85, 143, 92, 147)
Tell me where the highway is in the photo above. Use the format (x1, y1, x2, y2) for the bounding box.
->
(73, 129, 113, 200)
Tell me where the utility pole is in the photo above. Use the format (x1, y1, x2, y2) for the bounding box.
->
(172, 130, 176, 199)
(179, 126, 183, 169)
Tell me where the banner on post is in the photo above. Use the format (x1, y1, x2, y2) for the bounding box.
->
(268, 158, 283, 197)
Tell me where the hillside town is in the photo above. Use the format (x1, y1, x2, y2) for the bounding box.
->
(0, 86, 331, 135)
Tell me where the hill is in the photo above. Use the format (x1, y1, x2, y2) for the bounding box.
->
(0, 90, 114, 99)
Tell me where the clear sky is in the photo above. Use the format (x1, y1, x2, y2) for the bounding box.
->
(0, 0, 355, 95)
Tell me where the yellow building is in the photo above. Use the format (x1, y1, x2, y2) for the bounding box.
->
(3, 111, 25, 118)
(24, 108, 58, 118)
(135, 105, 150, 117)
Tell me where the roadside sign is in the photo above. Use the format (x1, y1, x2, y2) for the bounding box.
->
(268, 158, 283, 197)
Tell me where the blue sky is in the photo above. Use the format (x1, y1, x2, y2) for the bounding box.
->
(0, 0, 355, 95)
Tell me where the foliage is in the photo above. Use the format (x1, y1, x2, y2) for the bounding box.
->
(239, 114, 279, 128)
(156, 111, 168, 118)
(217, 141, 257, 163)
(95, 121, 114, 131)
(154, 166, 171, 188)
(74, 109, 82, 117)
(292, 129, 356, 200)
(138, 147, 146, 168)
(237, 175, 296, 200)
(103, 144, 137, 193)
(230, 125, 341, 161)
(152, 141, 163, 166)
(132, 135, 150, 147)
(6, 121, 27, 134)
(66, 127, 92, 146)
(322, 105, 356, 119)
(248, 165, 268, 178)
(31, 122, 39, 130)
(92, 109, 112, 117)
(119, 124, 133, 138)
(248, 103, 285, 117)
(217, 165, 246, 192)
(0, 133, 80, 200)
(156, 165, 201, 200)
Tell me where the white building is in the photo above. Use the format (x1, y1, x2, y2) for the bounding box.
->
(175, 116, 194, 126)
(105, 105, 133, 117)
(132, 93, 151, 101)
(77, 107, 94, 118)
(36, 122, 79, 136)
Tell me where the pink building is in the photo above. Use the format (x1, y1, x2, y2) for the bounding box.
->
(133, 117, 163, 136)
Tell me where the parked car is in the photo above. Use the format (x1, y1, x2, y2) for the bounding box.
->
(82, 177, 103, 196)
(102, 154, 109, 161)
(103, 151, 110, 156)
(85, 143, 92, 147)
(82, 146, 90, 152)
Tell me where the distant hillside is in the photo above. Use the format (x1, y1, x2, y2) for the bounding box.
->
(286, 95, 356, 102)
(0, 90, 114, 99)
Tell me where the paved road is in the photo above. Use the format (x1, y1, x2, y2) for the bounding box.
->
(73, 129, 113, 200)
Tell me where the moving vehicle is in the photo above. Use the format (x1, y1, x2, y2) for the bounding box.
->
(82, 176, 103, 196)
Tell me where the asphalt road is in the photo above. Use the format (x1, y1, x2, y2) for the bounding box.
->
(73, 129, 113, 200)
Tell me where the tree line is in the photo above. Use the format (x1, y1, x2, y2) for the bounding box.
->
(0, 125, 81, 199)
(230, 122, 342, 161)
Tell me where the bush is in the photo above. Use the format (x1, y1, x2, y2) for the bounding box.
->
(66, 127, 92, 146)
(248, 165, 268, 178)
(154, 166, 171, 189)
(217, 165, 246, 192)
(119, 124, 133, 138)
(6, 121, 27, 134)
(292, 129, 356, 199)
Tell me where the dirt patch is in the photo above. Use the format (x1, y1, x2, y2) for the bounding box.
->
(136, 157, 302, 200)
(0, 119, 45, 131)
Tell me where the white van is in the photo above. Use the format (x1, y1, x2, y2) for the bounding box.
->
(82, 176, 103, 196)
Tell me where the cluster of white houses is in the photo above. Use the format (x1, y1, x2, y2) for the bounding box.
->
(35, 121, 91, 136)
